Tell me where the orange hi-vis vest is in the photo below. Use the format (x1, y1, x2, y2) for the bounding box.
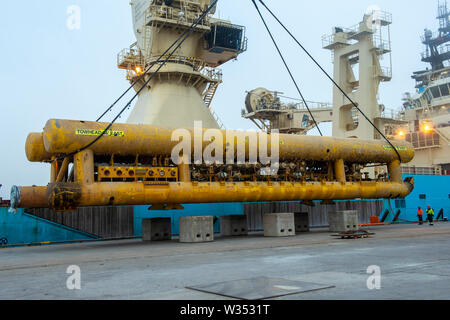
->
(417, 209, 424, 216)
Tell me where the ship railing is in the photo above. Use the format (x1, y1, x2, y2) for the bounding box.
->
(146, 54, 222, 82)
(381, 108, 403, 120)
(201, 67, 223, 83)
(366, 10, 392, 25)
(147, 54, 206, 71)
(321, 34, 333, 48)
(294, 101, 333, 110)
(372, 35, 391, 53)
(420, 30, 450, 43)
(323, 33, 391, 52)
(345, 11, 392, 34)
(322, 33, 349, 48)
(147, 4, 209, 27)
(117, 46, 145, 70)
(421, 43, 450, 59)
(379, 66, 392, 79)
(401, 166, 443, 175)
(277, 99, 332, 111)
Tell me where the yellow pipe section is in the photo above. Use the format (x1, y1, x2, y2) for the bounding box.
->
(13, 180, 413, 209)
(334, 159, 346, 183)
(388, 160, 403, 184)
(25, 119, 414, 164)
(25, 133, 52, 162)
(74, 149, 94, 184)
(56, 157, 70, 182)
(11, 186, 48, 209)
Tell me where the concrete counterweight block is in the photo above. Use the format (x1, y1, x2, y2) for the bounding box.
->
(179, 216, 214, 243)
(294, 212, 310, 233)
(263, 213, 296, 237)
(221, 215, 248, 236)
(328, 210, 359, 233)
(142, 218, 172, 241)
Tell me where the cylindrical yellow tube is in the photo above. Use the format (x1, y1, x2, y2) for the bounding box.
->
(388, 160, 403, 184)
(38, 119, 414, 164)
(10, 186, 48, 209)
(334, 159, 346, 183)
(25, 133, 52, 162)
(13, 180, 414, 210)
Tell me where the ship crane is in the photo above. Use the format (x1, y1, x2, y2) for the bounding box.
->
(10, 0, 415, 211)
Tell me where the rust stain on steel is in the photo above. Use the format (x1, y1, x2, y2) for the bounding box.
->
(46, 183, 82, 211)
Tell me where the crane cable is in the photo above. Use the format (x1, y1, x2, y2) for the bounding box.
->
(251, 0, 323, 136)
(256, 0, 402, 162)
(53, 0, 219, 163)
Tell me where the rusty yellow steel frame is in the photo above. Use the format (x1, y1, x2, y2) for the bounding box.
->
(12, 119, 415, 211)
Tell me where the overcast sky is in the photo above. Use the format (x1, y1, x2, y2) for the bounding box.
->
(0, 0, 438, 198)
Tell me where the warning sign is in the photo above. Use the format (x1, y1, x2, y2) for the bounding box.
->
(75, 129, 125, 137)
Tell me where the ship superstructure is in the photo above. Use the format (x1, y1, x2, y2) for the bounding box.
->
(396, 1, 450, 175)
(118, 0, 247, 129)
(243, 11, 396, 140)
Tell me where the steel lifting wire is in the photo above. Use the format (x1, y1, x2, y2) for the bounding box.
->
(254, 0, 402, 162)
(251, 0, 323, 137)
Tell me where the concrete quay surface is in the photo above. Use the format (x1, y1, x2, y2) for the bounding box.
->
(0, 223, 449, 300)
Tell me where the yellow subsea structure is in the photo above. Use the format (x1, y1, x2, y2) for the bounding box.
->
(11, 119, 415, 211)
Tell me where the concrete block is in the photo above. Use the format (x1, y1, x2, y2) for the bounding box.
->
(221, 215, 248, 236)
(294, 212, 310, 233)
(142, 218, 171, 241)
(179, 216, 214, 243)
(263, 213, 295, 237)
(328, 210, 359, 233)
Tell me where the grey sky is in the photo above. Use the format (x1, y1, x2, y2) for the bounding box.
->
(0, 0, 438, 198)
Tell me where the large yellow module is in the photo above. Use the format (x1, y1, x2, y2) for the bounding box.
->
(12, 119, 415, 211)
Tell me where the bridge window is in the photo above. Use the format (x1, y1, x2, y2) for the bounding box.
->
(205, 23, 246, 54)
(419, 194, 427, 200)
(430, 86, 441, 98)
(424, 90, 433, 103)
(415, 99, 422, 108)
(440, 84, 450, 97)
